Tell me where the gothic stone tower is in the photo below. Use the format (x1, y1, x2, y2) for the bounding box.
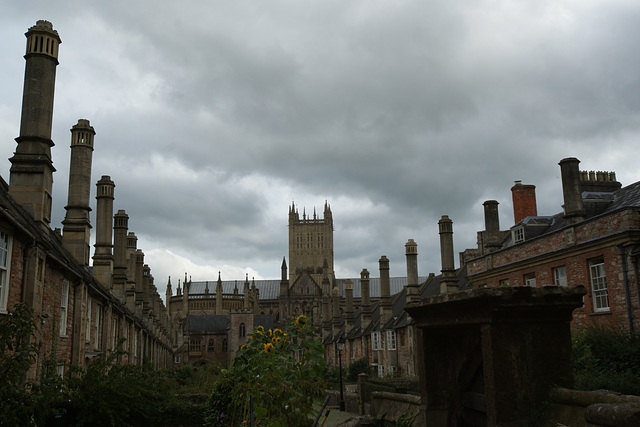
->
(288, 201, 334, 285)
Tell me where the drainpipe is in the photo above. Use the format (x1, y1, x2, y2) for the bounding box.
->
(618, 244, 634, 332)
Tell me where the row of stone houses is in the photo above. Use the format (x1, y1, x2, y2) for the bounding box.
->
(322, 157, 640, 378)
(0, 20, 172, 381)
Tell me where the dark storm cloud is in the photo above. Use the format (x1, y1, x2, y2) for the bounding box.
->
(2, 1, 640, 288)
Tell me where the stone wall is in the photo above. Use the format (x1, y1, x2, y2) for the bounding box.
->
(549, 388, 640, 427)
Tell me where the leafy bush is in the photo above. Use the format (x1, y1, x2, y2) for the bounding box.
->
(572, 324, 640, 396)
(0, 303, 66, 426)
(205, 315, 326, 426)
(346, 357, 370, 383)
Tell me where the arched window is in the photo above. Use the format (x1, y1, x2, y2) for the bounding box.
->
(239, 323, 246, 338)
(208, 339, 215, 352)
(222, 339, 228, 352)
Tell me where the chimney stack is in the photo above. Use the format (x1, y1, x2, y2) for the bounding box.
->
(405, 239, 420, 303)
(439, 215, 458, 293)
(379, 256, 392, 324)
(62, 119, 95, 266)
(360, 269, 371, 331)
(482, 200, 501, 254)
(9, 21, 62, 225)
(511, 181, 537, 224)
(345, 279, 354, 330)
(559, 158, 585, 224)
(93, 176, 115, 289)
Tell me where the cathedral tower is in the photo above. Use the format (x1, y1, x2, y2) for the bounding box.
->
(288, 201, 334, 285)
(9, 20, 62, 225)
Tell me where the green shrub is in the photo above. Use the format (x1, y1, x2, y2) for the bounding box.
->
(572, 324, 640, 396)
(347, 357, 370, 382)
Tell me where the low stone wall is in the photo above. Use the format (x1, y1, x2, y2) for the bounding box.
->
(325, 389, 360, 414)
(369, 391, 421, 426)
(549, 388, 640, 427)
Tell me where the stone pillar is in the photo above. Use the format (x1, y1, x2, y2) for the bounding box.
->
(439, 215, 458, 294)
(92, 176, 115, 289)
(279, 257, 289, 322)
(405, 239, 420, 303)
(216, 272, 223, 314)
(243, 274, 250, 310)
(9, 21, 61, 225)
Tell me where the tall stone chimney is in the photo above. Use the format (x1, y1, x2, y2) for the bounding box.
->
(483, 200, 502, 252)
(92, 176, 115, 289)
(511, 181, 537, 224)
(379, 256, 392, 324)
(9, 21, 61, 225)
(322, 259, 332, 339)
(405, 239, 420, 303)
(331, 286, 341, 338)
(112, 209, 129, 300)
(439, 215, 458, 293)
(360, 269, 372, 331)
(344, 279, 354, 330)
(62, 119, 95, 266)
(559, 158, 585, 224)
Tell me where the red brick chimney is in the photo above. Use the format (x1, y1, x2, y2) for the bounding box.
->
(511, 181, 537, 224)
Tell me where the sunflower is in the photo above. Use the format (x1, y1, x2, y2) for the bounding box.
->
(264, 343, 274, 353)
(256, 325, 264, 334)
(273, 336, 282, 344)
(240, 344, 248, 350)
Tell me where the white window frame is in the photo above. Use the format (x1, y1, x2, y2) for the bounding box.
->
(386, 330, 397, 350)
(0, 231, 12, 313)
(524, 273, 536, 287)
(512, 226, 525, 243)
(589, 259, 609, 312)
(372, 331, 383, 351)
(553, 266, 567, 287)
(57, 363, 65, 378)
(60, 280, 69, 336)
(377, 364, 384, 378)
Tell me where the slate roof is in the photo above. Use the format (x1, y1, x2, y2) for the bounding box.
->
(187, 315, 230, 332)
(187, 276, 429, 301)
(498, 180, 640, 251)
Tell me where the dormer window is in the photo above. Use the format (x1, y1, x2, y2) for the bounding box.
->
(512, 226, 525, 243)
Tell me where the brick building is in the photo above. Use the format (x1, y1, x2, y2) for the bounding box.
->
(466, 157, 640, 331)
(1, 21, 172, 380)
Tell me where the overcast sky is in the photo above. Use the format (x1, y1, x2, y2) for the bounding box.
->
(1, 1, 640, 297)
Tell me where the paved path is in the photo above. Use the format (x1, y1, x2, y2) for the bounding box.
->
(312, 404, 361, 427)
